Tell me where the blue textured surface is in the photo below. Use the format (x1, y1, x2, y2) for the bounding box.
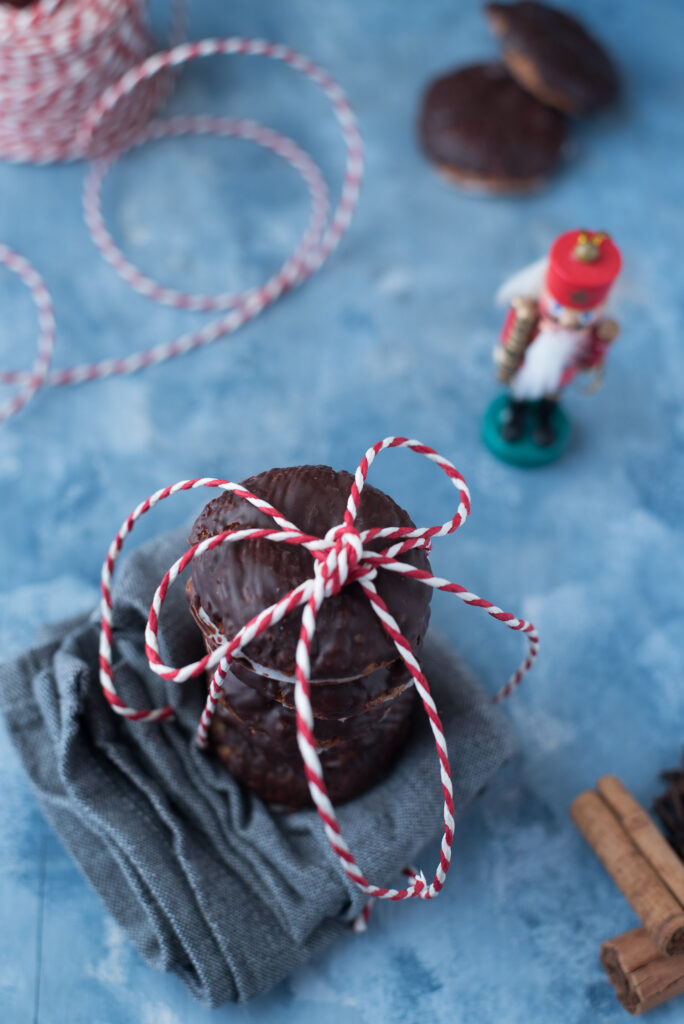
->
(2, 0, 684, 1021)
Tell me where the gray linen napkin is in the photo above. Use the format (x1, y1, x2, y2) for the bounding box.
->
(0, 526, 515, 1007)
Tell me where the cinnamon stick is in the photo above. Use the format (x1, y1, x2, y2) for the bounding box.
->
(598, 775, 684, 912)
(571, 789, 684, 956)
(601, 926, 684, 1015)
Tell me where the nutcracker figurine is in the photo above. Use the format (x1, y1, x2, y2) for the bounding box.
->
(482, 229, 622, 467)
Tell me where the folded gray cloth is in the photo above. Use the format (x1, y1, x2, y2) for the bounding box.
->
(0, 526, 515, 1007)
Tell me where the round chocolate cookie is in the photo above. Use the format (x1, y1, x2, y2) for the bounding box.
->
(216, 667, 416, 751)
(210, 692, 415, 811)
(418, 63, 566, 193)
(189, 465, 431, 679)
(187, 586, 413, 718)
(230, 655, 412, 720)
(486, 2, 620, 115)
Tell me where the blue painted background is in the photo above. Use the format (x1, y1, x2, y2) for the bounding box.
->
(2, 0, 684, 1020)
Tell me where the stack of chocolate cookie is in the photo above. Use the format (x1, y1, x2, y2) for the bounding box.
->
(187, 465, 432, 811)
(419, 1, 620, 193)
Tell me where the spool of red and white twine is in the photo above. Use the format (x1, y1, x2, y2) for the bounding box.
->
(0, 0, 177, 163)
(99, 438, 540, 929)
(0, 1, 362, 419)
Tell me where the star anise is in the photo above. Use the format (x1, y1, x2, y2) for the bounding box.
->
(654, 751, 684, 860)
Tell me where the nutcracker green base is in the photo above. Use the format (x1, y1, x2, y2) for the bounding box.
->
(482, 395, 571, 467)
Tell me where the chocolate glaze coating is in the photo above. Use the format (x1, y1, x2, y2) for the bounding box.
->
(210, 692, 415, 810)
(216, 668, 417, 750)
(189, 465, 431, 679)
(231, 655, 412, 719)
(188, 584, 413, 718)
(486, 2, 620, 115)
(419, 62, 566, 187)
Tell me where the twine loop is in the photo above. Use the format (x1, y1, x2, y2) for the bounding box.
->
(99, 437, 539, 920)
(0, 19, 362, 422)
(0, 244, 55, 425)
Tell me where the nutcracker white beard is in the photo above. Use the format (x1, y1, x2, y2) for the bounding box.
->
(510, 324, 590, 401)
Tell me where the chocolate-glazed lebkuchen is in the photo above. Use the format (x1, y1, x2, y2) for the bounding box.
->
(187, 464, 432, 810)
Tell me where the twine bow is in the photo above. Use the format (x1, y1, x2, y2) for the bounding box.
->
(99, 437, 539, 914)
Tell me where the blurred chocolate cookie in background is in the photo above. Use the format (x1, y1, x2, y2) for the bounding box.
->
(486, 1, 620, 115)
(417, 1, 620, 194)
(419, 62, 566, 194)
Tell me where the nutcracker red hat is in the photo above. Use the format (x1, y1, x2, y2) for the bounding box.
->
(545, 229, 621, 310)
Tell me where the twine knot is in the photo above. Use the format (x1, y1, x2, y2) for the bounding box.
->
(315, 523, 365, 596)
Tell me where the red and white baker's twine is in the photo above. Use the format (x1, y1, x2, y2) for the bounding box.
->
(0, 244, 54, 424)
(99, 438, 539, 920)
(0, 6, 362, 412)
(0, 0, 181, 163)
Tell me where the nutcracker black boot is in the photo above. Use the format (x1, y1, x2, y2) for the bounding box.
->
(500, 399, 527, 442)
(533, 398, 558, 447)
